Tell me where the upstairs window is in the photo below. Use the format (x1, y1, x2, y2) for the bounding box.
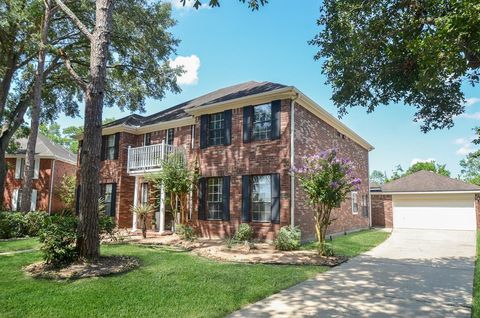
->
(144, 133, 151, 146)
(208, 112, 225, 146)
(252, 104, 272, 141)
(166, 128, 174, 145)
(101, 133, 119, 160)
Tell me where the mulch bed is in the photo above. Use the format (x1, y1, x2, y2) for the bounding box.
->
(24, 256, 140, 280)
(193, 243, 347, 267)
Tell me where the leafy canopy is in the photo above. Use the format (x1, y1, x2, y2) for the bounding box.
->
(311, 0, 480, 132)
(460, 151, 480, 186)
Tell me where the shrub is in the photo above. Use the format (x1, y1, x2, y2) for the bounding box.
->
(38, 215, 78, 265)
(234, 223, 254, 242)
(275, 226, 301, 251)
(175, 223, 196, 241)
(0, 212, 26, 239)
(99, 213, 117, 240)
(24, 211, 48, 236)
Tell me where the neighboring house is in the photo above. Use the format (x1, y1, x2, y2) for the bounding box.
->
(371, 170, 480, 231)
(84, 81, 374, 240)
(3, 134, 77, 213)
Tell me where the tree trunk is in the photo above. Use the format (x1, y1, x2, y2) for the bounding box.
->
(20, 1, 52, 212)
(76, 0, 114, 261)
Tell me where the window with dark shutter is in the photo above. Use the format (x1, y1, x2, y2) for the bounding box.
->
(244, 101, 281, 142)
(101, 183, 116, 216)
(224, 110, 232, 146)
(241, 175, 251, 222)
(208, 112, 225, 146)
(144, 133, 151, 146)
(251, 175, 272, 222)
(222, 176, 230, 221)
(166, 128, 174, 145)
(206, 177, 223, 220)
(271, 100, 281, 139)
(102, 134, 117, 160)
(200, 116, 208, 149)
(243, 106, 252, 143)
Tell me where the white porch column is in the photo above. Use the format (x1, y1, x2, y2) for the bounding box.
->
(159, 183, 166, 233)
(132, 175, 139, 231)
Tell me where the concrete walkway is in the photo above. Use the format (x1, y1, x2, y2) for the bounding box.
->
(229, 229, 476, 318)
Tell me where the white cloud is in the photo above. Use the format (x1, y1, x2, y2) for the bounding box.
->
(170, 55, 200, 85)
(465, 97, 480, 107)
(457, 112, 480, 120)
(454, 137, 475, 155)
(410, 158, 435, 166)
(169, 0, 208, 9)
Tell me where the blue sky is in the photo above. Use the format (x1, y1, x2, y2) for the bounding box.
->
(58, 0, 480, 177)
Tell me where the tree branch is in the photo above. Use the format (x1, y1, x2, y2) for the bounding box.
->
(58, 49, 88, 91)
(53, 0, 92, 41)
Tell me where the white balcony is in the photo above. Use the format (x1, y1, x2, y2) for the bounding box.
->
(127, 142, 186, 175)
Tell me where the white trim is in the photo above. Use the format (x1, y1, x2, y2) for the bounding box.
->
(14, 158, 22, 179)
(5, 154, 76, 166)
(351, 191, 358, 214)
(48, 160, 55, 214)
(368, 159, 372, 227)
(12, 188, 19, 211)
(33, 159, 40, 179)
(371, 191, 480, 195)
(30, 189, 37, 211)
(290, 94, 299, 227)
(132, 176, 139, 231)
(191, 124, 195, 149)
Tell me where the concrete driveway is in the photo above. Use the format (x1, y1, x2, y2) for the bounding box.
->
(229, 229, 476, 317)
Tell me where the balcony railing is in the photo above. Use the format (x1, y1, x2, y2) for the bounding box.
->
(127, 142, 186, 174)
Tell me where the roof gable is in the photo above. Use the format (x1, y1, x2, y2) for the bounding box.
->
(380, 170, 480, 193)
(8, 134, 77, 164)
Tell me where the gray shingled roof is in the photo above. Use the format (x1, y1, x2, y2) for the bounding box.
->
(380, 170, 480, 193)
(8, 134, 77, 164)
(103, 81, 288, 128)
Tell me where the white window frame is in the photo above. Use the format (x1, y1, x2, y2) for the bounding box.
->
(351, 191, 358, 214)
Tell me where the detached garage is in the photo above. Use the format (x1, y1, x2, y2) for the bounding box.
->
(371, 171, 480, 231)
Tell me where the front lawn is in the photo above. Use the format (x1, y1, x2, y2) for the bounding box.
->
(473, 232, 480, 318)
(302, 229, 390, 257)
(0, 243, 325, 318)
(0, 237, 40, 253)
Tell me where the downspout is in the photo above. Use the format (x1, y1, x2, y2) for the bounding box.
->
(368, 157, 372, 228)
(290, 93, 299, 227)
(48, 159, 55, 215)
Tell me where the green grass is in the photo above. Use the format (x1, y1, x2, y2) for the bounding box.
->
(473, 232, 480, 318)
(0, 237, 40, 253)
(302, 229, 390, 257)
(0, 243, 326, 318)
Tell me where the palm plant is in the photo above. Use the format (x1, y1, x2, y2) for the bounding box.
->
(130, 204, 154, 238)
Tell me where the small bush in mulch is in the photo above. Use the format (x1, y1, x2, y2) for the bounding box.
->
(24, 256, 139, 280)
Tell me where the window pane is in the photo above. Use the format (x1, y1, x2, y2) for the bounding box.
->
(251, 175, 271, 222)
(252, 104, 272, 141)
(103, 184, 113, 216)
(106, 135, 116, 160)
(207, 177, 223, 220)
(208, 113, 225, 146)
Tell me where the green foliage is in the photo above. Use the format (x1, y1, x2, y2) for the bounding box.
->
(295, 149, 360, 255)
(0, 211, 47, 239)
(175, 224, 196, 241)
(56, 175, 77, 214)
(369, 170, 387, 185)
(130, 204, 153, 238)
(311, 0, 480, 132)
(386, 160, 451, 182)
(275, 226, 301, 251)
(38, 215, 78, 265)
(178, 0, 267, 10)
(460, 150, 480, 185)
(234, 223, 254, 242)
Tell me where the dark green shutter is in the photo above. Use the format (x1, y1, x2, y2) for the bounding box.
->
(271, 100, 281, 140)
(75, 185, 81, 215)
(114, 133, 120, 160)
(79, 140, 83, 164)
(224, 110, 232, 146)
(241, 175, 251, 222)
(271, 173, 280, 224)
(198, 178, 206, 220)
(243, 106, 252, 143)
(101, 136, 107, 161)
(222, 176, 230, 221)
(200, 115, 208, 149)
(110, 183, 117, 217)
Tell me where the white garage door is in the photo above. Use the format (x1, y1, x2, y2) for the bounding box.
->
(393, 194, 476, 231)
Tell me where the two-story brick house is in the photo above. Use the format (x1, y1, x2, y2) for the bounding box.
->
(4, 134, 77, 213)
(90, 81, 373, 240)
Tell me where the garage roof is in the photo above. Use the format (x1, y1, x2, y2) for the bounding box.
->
(379, 170, 480, 193)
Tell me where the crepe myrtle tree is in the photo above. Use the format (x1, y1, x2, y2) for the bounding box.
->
(293, 149, 360, 255)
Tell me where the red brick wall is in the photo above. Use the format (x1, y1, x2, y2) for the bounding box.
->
(51, 160, 77, 213)
(371, 194, 393, 228)
(293, 104, 370, 241)
(3, 158, 75, 212)
(191, 100, 292, 240)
